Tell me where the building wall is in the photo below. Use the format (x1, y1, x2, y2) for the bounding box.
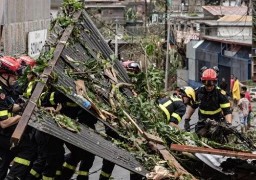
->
(186, 40, 204, 81)
(1, 0, 50, 55)
(218, 26, 251, 37)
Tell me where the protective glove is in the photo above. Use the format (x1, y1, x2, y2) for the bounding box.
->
(184, 119, 191, 132)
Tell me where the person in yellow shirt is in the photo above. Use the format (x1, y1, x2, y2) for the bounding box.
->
(232, 76, 241, 108)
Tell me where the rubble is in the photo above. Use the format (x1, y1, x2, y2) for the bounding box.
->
(11, 1, 256, 179)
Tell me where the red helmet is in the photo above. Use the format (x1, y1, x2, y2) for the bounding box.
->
(17, 55, 36, 68)
(0, 56, 21, 75)
(201, 68, 217, 81)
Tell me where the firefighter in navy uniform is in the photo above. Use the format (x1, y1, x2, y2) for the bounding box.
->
(183, 67, 232, 139)
(60, 110, 97, 180)
(26, 84, 92, 180)
(25, 89, 77, 180)
(0, 56, 36, 180)
(0, 86, 21, 180)
(157, 94, 186, 128)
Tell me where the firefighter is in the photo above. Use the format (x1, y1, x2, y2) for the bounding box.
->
(179, 86, 196, 107)
(25, 89, 75, 180)
(0, 56, 36, 180)
(121, 60, 141, 74)
(157, 94, 186, 128)
(60, 110, 97, 180)
(26, 82, 92, 180)
(183, 67, 232, 138)
(0, 86, 21, 180)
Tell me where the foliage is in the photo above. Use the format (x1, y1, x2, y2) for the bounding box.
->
(131, 66, 165, 99)
(17, 48, 54, 87)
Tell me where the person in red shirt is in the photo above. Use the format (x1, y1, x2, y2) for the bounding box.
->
(230, 74, 235, 97)
(241, 86, 252, 130)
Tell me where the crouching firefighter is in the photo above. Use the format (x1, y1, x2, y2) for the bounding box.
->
(157, 94, 186, 128)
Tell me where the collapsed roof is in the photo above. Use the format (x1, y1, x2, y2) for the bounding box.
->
(11, 8, 148, 176)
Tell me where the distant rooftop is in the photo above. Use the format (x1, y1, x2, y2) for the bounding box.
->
(84, 4, 125, 8)
(196, 20, 251, 26)
(217, 15, 251, 22)
(202, 6, 248, 16)
(202, 35, 251, 46)
(196, 15, 252, 26)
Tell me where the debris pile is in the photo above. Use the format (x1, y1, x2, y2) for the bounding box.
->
(14, 1, 256, 179)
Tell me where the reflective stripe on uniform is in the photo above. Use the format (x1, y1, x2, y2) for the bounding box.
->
(0, 110, 8, 117)
(24, 81, 34, 98)
(30, 169, 40, 178)
(49, 92, 55, 105)
(171, 112, 182, 122)
(100, 171, 111, 178)
(220, 102, 230, 108)
(56, 170, 61, 175)
(159, 104, 170, 121)
(63, 162, 76, 171)
(13, 157, 30, 166)
(199, 108, 222, 115)
(77, 170, 89, 176)
(38, 92, 47, 107)
(170, 96, 182, 102)
(8, 112, 12, 117)
(42, 176, 54, 180)
(162, 100, 172, 107)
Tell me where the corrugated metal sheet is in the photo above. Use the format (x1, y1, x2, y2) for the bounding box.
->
(1, 0, 51, 55)
(28, 111, 148, 176)
(2, 0, 50, 24)
(217, 15, 252, 22)
(2, 20, 50, 55)
(202, 6, 248, 16)
(202, 35, 251, 46)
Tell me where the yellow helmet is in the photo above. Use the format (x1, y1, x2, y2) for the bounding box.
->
(180, 86, 196, 105)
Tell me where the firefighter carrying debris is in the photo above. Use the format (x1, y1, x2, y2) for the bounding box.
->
(182, 67, 232, 140)
(0, 56, 37, 180)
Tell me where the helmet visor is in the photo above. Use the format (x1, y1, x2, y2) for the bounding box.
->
(202, 80, 216, 87)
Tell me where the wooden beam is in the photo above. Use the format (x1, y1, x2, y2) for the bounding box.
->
(149, 142, 197, 180)
(11, 11, 82, 145)
(170, 144, 256, 160)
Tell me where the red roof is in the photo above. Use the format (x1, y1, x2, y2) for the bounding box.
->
(202, 6, 248, 16)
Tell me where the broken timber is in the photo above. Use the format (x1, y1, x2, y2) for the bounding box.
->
(171, 144, 256, 160)
(11, 11, 83, 144)
(149, 142, 198, 179)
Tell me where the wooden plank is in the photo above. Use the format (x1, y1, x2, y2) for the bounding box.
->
(170, 144, 256, 160)
(11, 11, 82, 145)
(149, 142, 198, 180)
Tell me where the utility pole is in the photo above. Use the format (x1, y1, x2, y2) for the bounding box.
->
(252, 0, 256, 80)
(144, 0, 147, 36)
(115, 19, 118, 58)
(165, 0, 168, 40)
(165, 20, 170, 91)
(164, 0, 171, 91)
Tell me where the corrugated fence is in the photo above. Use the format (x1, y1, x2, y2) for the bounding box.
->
(0, 0, 51, 55)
